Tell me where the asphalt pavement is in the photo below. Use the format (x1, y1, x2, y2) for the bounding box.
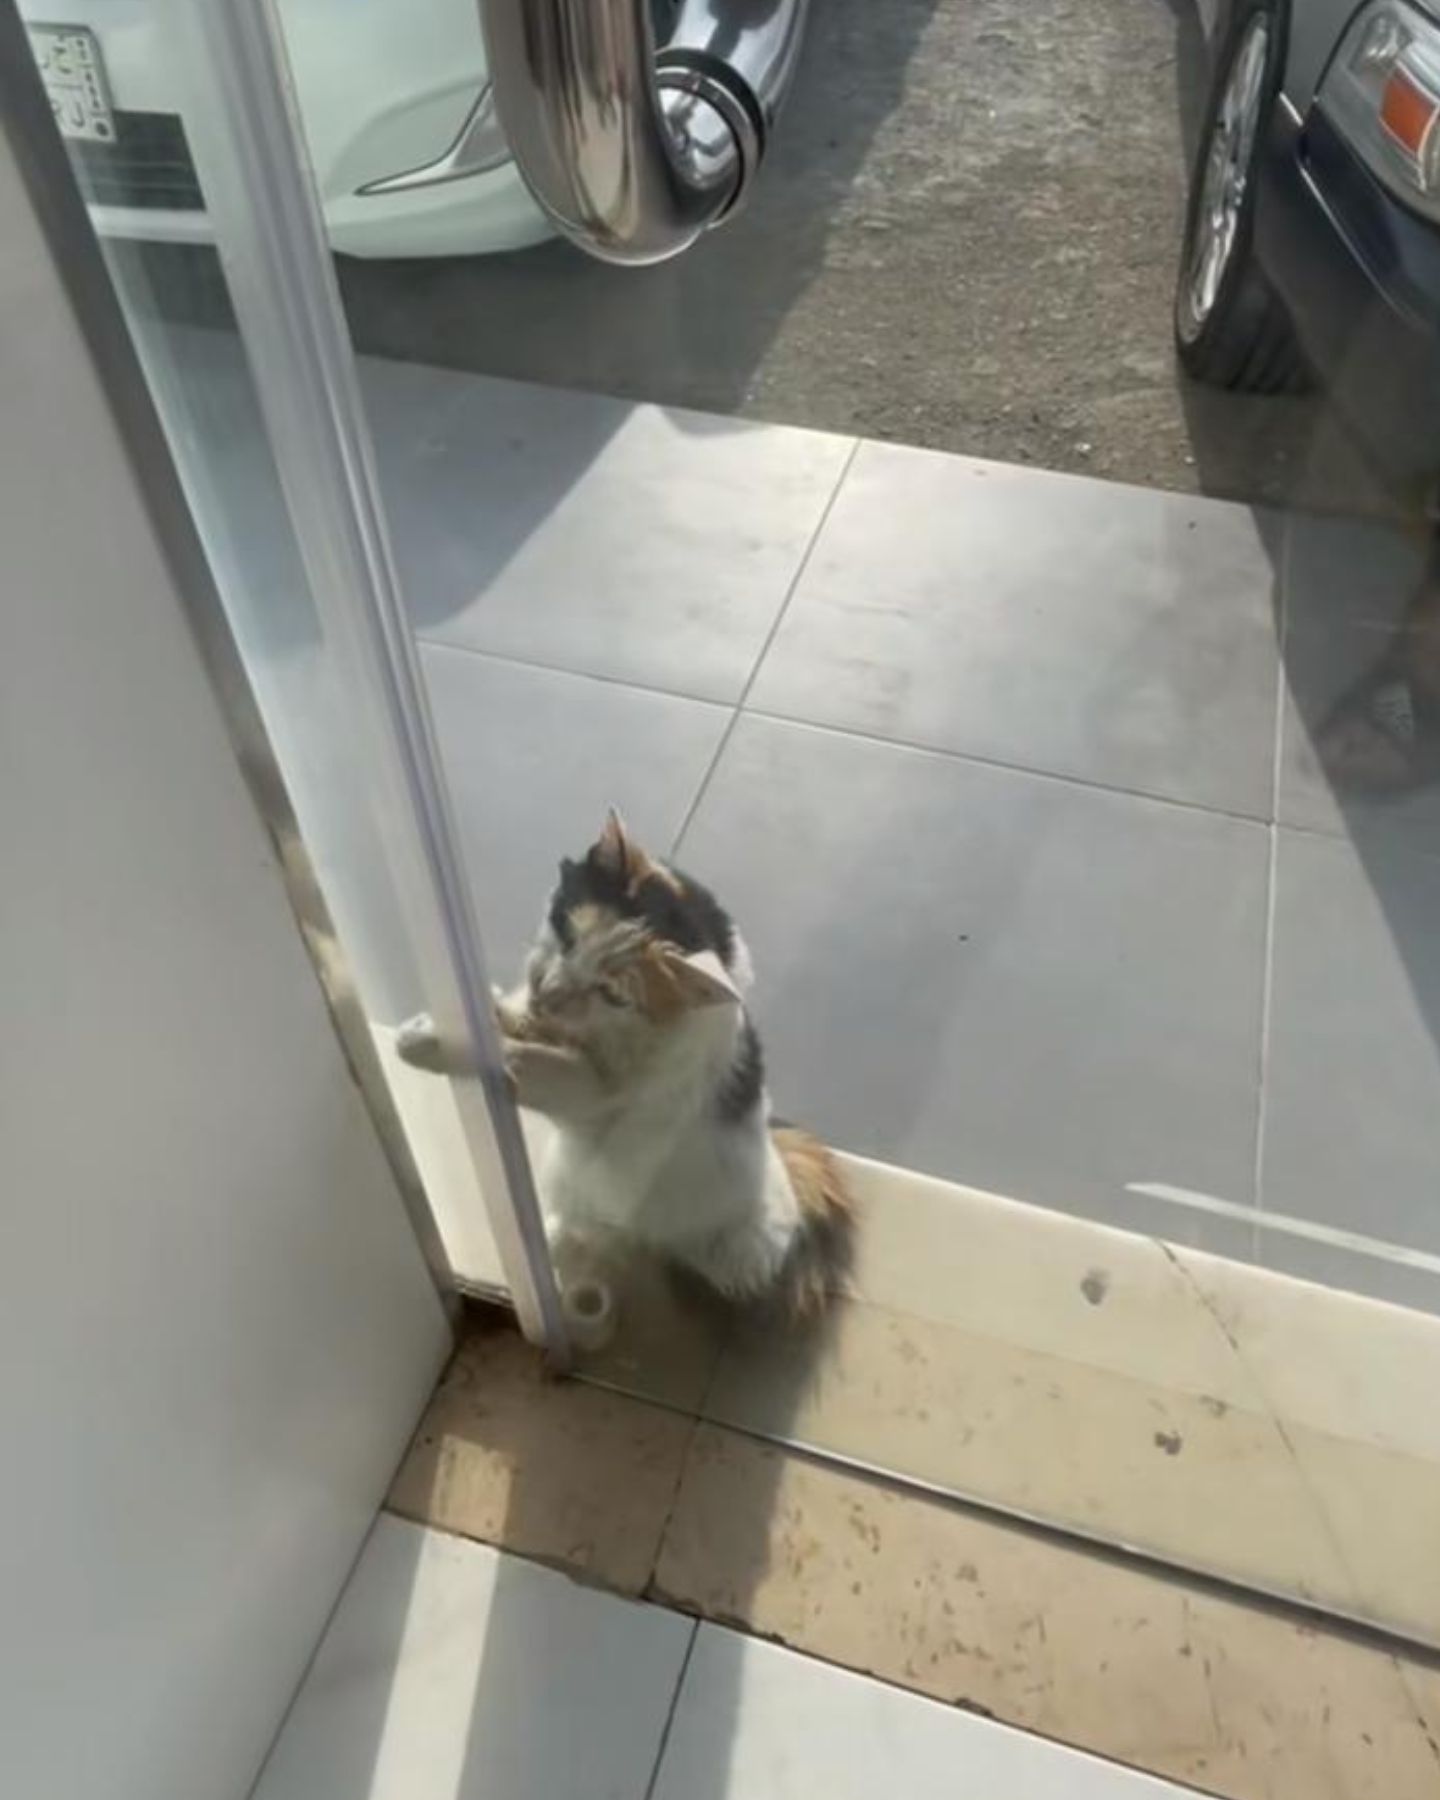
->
(337, 0, 1390, 515)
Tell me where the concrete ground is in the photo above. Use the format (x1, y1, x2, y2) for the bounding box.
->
(337, 0, 1390, 515)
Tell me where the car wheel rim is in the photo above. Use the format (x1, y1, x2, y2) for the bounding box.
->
(1179, 13, 1271, 343)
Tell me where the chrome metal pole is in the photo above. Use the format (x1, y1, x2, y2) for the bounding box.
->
(480, 0, 809, 265)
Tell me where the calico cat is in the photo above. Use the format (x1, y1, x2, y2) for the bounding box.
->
(504, 811, 853, 1312)
(399, 812, 852, 1315)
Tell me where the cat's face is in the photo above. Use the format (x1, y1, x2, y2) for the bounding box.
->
(525, 812, 736, 1036)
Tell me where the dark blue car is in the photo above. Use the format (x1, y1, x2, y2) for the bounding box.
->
(1177, 0, 1440, 506)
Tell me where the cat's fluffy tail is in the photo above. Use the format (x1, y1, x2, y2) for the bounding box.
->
(772, 1126, 857, 1319)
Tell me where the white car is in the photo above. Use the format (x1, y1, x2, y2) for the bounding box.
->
(22, 0, 551, 259)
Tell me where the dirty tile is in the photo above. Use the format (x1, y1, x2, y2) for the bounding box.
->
(748, 442, 1280, 815)
(420, 645, 730, 981)
(1261, 828, 1440, 1254)
(566, 1247, 732, 1415)
(407, 378, 854, 700)
(558, 1133, 1440, 1645)
(1174, 1240, 1440, 1461)
(1284, 1426, 1440, 1647)
(678, 714, 1269, 1230)
(703, 1297, 1351, 1613)
(1400, 1661, 1440, 1762)
(253, 1516, 691, 1800)
(840, 1154, 1261, 1407)
(654, 1624, 1194, 1800)
(387, 1320, 693, 1594)
(655, 1427, 1440, 1800)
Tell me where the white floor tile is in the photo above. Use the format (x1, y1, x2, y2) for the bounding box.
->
(652, 1626, 1194, 1800)
(252, 1518, 693, 1800)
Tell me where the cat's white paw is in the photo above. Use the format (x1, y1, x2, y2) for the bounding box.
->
(395, 1012, 447, 1075)
(492, 985, 532, 1039)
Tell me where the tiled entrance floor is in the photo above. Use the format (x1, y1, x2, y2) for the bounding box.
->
(522, 1132, 1440, 1646)
(371, 350, 1440, 1653)
(148, 322, 1440, 1305)
(143, 320, 1440, 1661)
(383, 363, 1440, 1304)
(251, 1514, 1205, 1800)
(378, 1322, 1440, 1800)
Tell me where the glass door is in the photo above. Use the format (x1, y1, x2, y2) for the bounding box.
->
(4, 0, 565, 1347)
(15, 0, 1440, 1659)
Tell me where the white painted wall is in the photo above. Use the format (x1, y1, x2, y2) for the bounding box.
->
(0, 125, 450, 1800)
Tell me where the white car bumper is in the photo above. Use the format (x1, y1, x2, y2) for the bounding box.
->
(20, 0, 551, 260)
(83, 159, 551, 261)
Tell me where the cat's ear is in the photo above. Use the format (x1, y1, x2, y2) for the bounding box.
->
(649, 946, 738, 1014)
(589, 808, 660, 891)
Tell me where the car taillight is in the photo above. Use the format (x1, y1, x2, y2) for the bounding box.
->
(1320, 0, 1440, 219)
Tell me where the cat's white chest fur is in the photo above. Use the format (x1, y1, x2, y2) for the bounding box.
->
(532, 955, 803, 1299)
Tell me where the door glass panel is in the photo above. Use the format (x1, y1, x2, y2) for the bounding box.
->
(25, 0, 1440, 1650)
(10, 0, 556, 1310)
(285, 0, 1440, 1646)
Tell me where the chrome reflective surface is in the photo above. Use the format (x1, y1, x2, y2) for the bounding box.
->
(1179, 12, 1270, 341)
(659, 0, 808, 132)
(358, 86, 511, 197)
(479, 0, 808, 264)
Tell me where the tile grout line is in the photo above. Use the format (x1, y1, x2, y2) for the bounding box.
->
(423, 631, 1287, 838)
(393, 1407, 1440, 1672)
(646, 1410, 706, 1593)
(411, 506, 1440, 862)
(417, 601, 1346, 842)
(739, 705, 1276, 830)
(640, 1616, 701, 1800)
(384, 1467, 1433, 1798)
(669, 436, 863, 859)
(1250, 521, 1293, 1265)
(574, 1368, 1440, 1660)
(1250, 874, 1283, 1265)
(1394, 1661, 1440, 1781)
(625, 1582, 1225, 1800)
(419, 625, 1440, 866)
(241, 1513, 394, 1800)
(1154, 1241, 1373, 1640)
(416, 630, 736, 714)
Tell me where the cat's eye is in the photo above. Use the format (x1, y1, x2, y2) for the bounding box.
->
(598, 983, 627, 1007)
